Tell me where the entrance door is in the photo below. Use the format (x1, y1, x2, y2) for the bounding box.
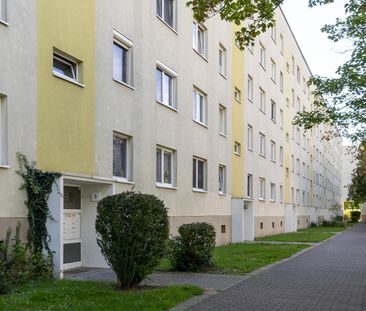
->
(63, 186, 82, 269)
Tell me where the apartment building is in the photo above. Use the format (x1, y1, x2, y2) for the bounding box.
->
(0, 1, 342, 277)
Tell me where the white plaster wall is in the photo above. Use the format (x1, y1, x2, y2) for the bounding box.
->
(0, 1, 37, 219)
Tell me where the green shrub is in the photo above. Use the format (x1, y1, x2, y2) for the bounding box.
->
(0, 224, 53, 295)
(350, 211, 361, 223)
(310, 222, 318, 228)
(334, 215, 343, 221)
(95, 191, 169, 289)
(169, 222, 216, 272)
(322, 220, 346, 227)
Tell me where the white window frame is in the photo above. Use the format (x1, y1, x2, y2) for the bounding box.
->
(297, 66, 301, 83)
(247, 75, 253, 102)
(219, 44, 227, 76)
(270, 59, 276, 82)
(219, 104, 227, 136)
(193, 157, 207, 191)
(271, 21, 277, 42)
(247, 124, 253, 151)
(280, 185, 284, 203)
(279, 146, 284, 166)
(113, 132, 132, 181)
(234, 141, 241, 156)
(53, 51, 80, 85)
(259, 133, 266, 157)
(280, 71, 284, 92)
(156, 0, 177, 30)
(259, 43, 266, 69)
(156, 61, 177, 109)
(280, 34, 284, 54)
(218, 164, 226, 194)
(192, 87, 207, 126)
(0, 95, 7, 166)
(113, 30, 134, 88)
(270, 140, 276, 162)
(259, 88, 266, 113)
(270, 183, 276, 202)
(247, 174, 253, 198)
(259, 178, 266, 200)
(0, 0, 7, 24)
(192, 21, 207, 58)
(279, 109, 283, 129)
(270, 100, 276, 122)
(234, 87, 241, 103)
(156, 146, 176, 187)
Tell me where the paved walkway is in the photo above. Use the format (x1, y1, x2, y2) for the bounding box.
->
(66, 268, 247, 292)
(188, 223, 366, 311)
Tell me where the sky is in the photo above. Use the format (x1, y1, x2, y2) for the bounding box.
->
(281, 0, 350, 78)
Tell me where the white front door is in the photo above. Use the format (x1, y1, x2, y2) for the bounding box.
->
(63, 186, 82, 269)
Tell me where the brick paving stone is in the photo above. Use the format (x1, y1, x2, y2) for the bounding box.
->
(188, 223, 366, 311)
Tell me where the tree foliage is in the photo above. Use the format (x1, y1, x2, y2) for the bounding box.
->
(188, 0, 365, 142)
(348, 142, 366, 204)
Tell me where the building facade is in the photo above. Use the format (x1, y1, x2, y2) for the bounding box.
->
(0, 0, 342, 276)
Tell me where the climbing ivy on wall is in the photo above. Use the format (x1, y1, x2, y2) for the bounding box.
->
(16, 152, 61, 255)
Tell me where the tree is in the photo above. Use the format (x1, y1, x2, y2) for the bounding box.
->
(187, 0, 366, 142)
(348, 142, 366, 204)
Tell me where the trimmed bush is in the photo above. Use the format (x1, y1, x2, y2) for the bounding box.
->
(169, 222, 216, 272)
(350, 211, 361, 223)
(95, 191, 169, 289)
(334, 215, 343, 221)
(322, 220, 346, 227)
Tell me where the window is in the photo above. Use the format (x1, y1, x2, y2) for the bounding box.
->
(156, 63, 176, 108)
(234, 87, 241, 102)
(219, 104, 227, 135)
(303, 77, 306, 93)
(279, 109, 283, 129)
(280, 71, 284, 92)
(219, 44, 227, 76)
(156, 146, 175, 186)
(247, 75, 253, 101)
(270, 59, 276, 82)
(291, 187, 294, 203)
(247, 125, 253, 150)
(280, 34, 284, 54)
(113, 31, 133, 86)
(279, 146, 283, 166)
(270, 141, 276, 162)
(218, 165, 226, 194)
(156, 0, 175, 29)
(247, 174, 253, 198)
(193, 157, 207, 191)
(297, 97, 301, 112)
(0, 95, 7, 165)
(259, 88, 266, 112)
(291, 56, 295, 74)
(193, 22, 207, 58)
(270, 100, 276, 122)
(113, 132, 131, 180)
(296, 189, 300, 205)
(193, 88, 207, 125)
(259, 178, 266, 200)
(270, 183, 276, 201)
(297, 66, 301, 83)
(296, 128, 300, 144)
(53, 52, 79, 83)
(259, 43, 266, 68)
(0, 0, 7, 23)
(259, 133, 266, 157)
(234, 142, 241, 156)
(271, 22, 276, 42)
(296, 158, 300, 175)
(280, 185, 284, 203)
(291, 155, 294, 172)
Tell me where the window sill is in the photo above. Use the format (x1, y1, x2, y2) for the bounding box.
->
(156, 183, 177, 190)
(259, 109, 266, 115)
(235, 99, 242, 104)
(53, 72, 85, 88)
(260, 63, 266, 71)
(248, 148, 253, 152)
(271, 118, 276, 124)
(218, 192, 227, 196)
(234, 152, 241, 157)
(113, 177, 135, 185)
(0, 20, 9, 26)
(156, 101, 178, 112)
(270, 199, 275, 203)
(193, 49, 208, 62)
(192, 188, 208, 194)
(193, 119, 208, 129)
(259, 154, 266, 158)
(219, 72, 227, 80)
(113, 78, 135, 90)
(271, 78, 276, 84)
(219, 132, 227, 138)
(0, 165, 10, 169)
(156, 15, 178, 35)
(258, 198, 265, 202)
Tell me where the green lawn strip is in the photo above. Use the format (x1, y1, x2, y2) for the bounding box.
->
(256, 226, 347, 243)
(156, 243, 309, 275)
(0, 280, 203, 311)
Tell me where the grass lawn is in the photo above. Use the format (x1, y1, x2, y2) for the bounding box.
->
(255, 226, 348, 243)
(0, 280, 203, 311)
(157, 243, 309, 274)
